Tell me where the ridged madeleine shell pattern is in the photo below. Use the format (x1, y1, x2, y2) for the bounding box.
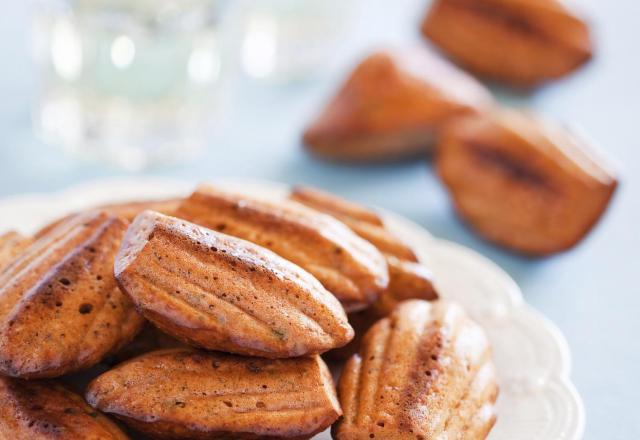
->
(0, 231, 33, 272)
(115, 211, 353, 358)
(0, 376, 129, 440)
(175, 185, 389, 312)
(290, 186, 417, 262)
(334, 300, 498, 440)
(290, 186, 437, 316)
(0, 210, 144, 379)
(34, 198, 181, 240)
(87, 348, 341, 439)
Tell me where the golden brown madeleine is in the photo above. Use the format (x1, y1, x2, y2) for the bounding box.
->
(334, 300, 498, 439)
(303, 47, 493, 162)
(436, 110, 618, 255)
(175, 185, 389, 312)
(115, 210, 354, 357)
(0, 231, 33, 272)
(0, 211, 144, 379)
(290, 186, 437, 312)
(291, 186, 384, 227)
(421, 0, 593, 87)
(34, 198, 181, 239)
(0, 376, 129, 440)
(290, 186, 417, 261)
(86, 348, 342, 439)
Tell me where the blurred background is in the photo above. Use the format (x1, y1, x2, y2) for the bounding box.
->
(0, 0, 638, 438)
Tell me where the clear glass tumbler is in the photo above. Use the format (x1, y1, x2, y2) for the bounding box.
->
(32, 0, 227, 170)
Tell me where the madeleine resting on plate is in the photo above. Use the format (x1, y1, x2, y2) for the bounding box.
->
(421, 0, 593, 87)
(291, 186, 439, 360)
(290, 185, 438, 316)
(0, 375, 129, 440)
(436, 109, 617, 256)
(303, 47, 493, 162)
(86, 348, 341, 439)
(334, 300, 498, 440)
(115, 210, 354, 358)
(0, 210, 144, 379)
(175, 184, 389, 312)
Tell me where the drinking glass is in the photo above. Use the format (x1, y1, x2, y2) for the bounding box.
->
(32, 0, 228, 169)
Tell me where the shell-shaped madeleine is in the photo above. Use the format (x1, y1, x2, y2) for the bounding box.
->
(334, 300, 498, 440)
(115, 211, 354, 358)
(0, 376, 129, 440)
(0, 211, 144, 379)
(86, 349, 341, 439)
(421, 0, 593, 87)
(437, 110, 618, 255)
(0, 231, 33, 272)
(290, 186, 437, 314)
(303, 47, 493, 162)
(175, 185, 389, 312)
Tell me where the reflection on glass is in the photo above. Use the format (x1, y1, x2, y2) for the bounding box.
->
(33, 0, 227, 170)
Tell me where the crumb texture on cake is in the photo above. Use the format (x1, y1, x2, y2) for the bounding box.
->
(334, 300, 498, 439)
(0, 376, 129, 439)
(0, 210, 143, 379)
(87, 348, 341, 439)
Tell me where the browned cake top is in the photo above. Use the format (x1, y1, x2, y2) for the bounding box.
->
(290, 186, 384, 227)
(290, 186, 438, 317)
(0, 376, 129, 440)
(115, 210, 354, 358)
(290, 186, 417, 262)
(437, 110, 617, 255)
(0, 210, 143, 379)
(87, 348, 341, 439)
(34, 198, 181, 239)
(304, 47, 493, 142)
(334, 300, 497, 439)
(421, 0, 592, 87)
(175, 185, 389, 312)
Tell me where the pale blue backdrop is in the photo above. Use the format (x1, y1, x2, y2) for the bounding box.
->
(0, 1, 638, 438)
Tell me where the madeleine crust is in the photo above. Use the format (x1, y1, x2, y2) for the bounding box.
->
(0, 231, 33, 272)
(87, 349, 341, 439)
(34, 198, 181, 240)
(421, 0, 593, 87)
(0, 376, 129, 440)
(115, 210, 354, 358)
(0, 210, 144, 379)
(436, 110, 617, 255)
(290, 186, 438, 315)
(303, 47, 493, 161)
(334, 300, 498, 439)
(175, 185, 389, 312)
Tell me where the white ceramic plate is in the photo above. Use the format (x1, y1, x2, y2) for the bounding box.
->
(0, 177, 585, 440)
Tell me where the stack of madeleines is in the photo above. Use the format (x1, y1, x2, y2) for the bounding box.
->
(0, 184, 497, 439)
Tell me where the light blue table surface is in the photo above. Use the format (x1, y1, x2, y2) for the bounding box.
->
(1, 1, 638, 438)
